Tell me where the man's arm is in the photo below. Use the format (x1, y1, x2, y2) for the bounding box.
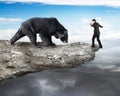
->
(90, 21, 95, 27)
(98, 23, 103, 28)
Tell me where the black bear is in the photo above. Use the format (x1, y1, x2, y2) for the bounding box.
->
(10, 17, 68, 47)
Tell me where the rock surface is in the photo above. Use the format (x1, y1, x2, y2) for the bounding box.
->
(0, 40, 99, 82)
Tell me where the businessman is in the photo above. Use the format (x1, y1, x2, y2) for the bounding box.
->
(90, 19, 103, 48)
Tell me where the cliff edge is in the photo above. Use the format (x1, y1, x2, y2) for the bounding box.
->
(0, 40, 99, 82)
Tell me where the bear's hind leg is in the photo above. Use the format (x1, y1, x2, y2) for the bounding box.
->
(10, 29, 25, 45)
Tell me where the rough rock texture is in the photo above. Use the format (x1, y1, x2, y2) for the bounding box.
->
(0, 40, 99, 82)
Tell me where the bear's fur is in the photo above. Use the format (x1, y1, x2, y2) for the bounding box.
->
(10, 17, 68, 47)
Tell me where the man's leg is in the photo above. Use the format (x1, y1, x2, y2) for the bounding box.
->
(97, 36, 103, 48)
(91, 34, 96, 47)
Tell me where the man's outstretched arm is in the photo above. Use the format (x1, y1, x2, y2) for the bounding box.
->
(99, 23, 103, 28)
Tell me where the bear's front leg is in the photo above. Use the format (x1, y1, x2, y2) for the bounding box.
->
(39, 34, 56, 47)
(27, 34, 38, 47)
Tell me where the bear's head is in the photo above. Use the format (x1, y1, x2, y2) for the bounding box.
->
(50, 18, 68, 43)
(60, 31, 68, 43)
(54, 30, 68, 43)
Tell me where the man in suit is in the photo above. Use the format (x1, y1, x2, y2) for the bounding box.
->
(90, 19, 103, 48)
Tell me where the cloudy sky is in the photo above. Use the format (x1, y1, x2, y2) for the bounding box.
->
(0, 0, 120, 44)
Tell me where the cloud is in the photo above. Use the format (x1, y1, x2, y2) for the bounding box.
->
(81, 18, 90, 23)
(0, 29, 17, 40)
(1, 0, 120, 7)
(0, 17, 22, 23)
(0, 29, 30, 42)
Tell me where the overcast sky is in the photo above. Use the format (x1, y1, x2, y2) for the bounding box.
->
(0, 0, 120, 44)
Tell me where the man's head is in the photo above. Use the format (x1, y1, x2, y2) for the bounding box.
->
(90, 19, 96, 26)
(92, 19, 96, 22)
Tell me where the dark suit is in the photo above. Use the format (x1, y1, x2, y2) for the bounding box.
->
(91, 22, 103, 48)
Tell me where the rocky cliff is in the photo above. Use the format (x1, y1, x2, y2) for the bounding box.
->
(0, 40, 99, 82)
